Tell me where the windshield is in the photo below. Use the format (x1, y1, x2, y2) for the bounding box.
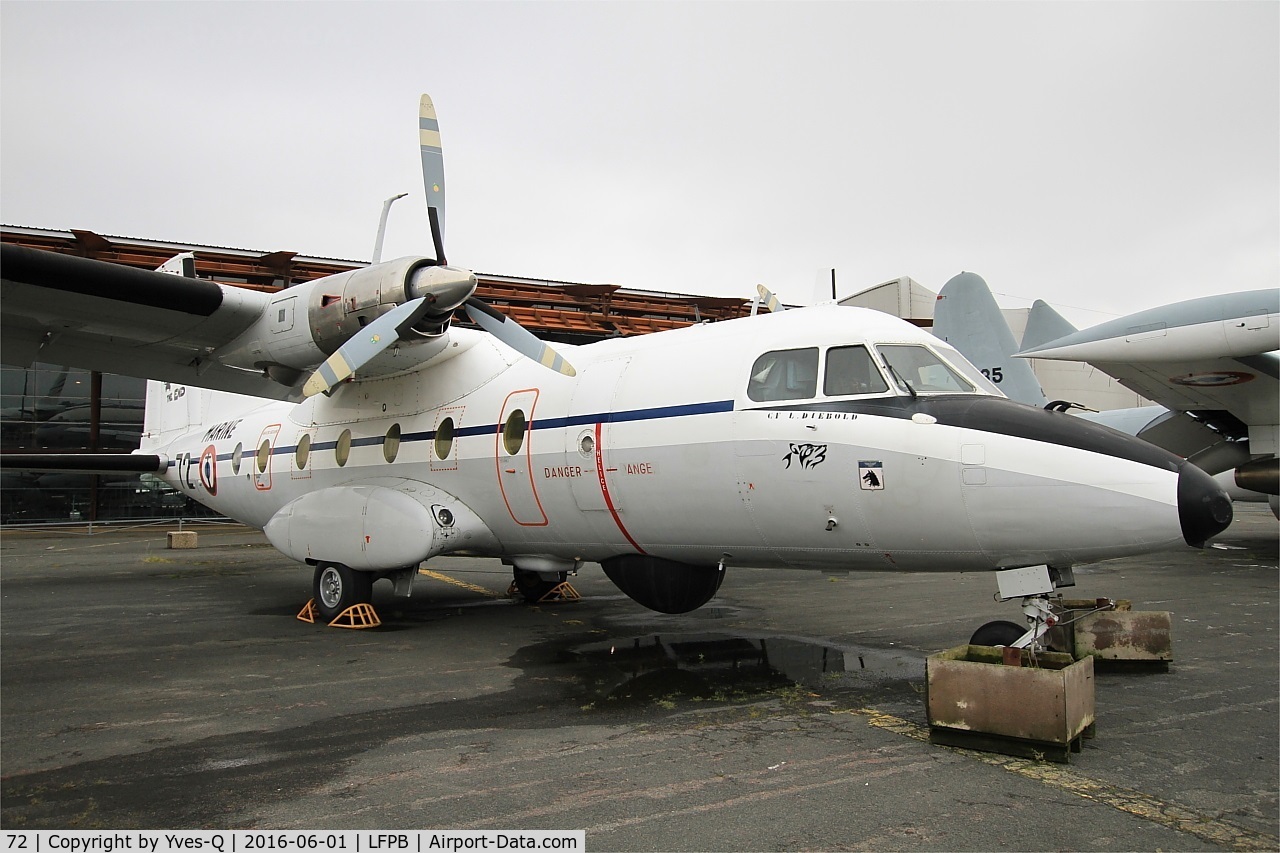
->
(877, 345, 975, 394)
(824, 345, 890, 396)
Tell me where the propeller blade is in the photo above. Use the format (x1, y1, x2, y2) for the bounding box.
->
(464, 298, 577, 377)
(415, 96, 572, 378)
(756, 284, 785, 313)
(428, 206, 446, 267)
(420, 94, 446, 241)
(302, 297, 432, 398)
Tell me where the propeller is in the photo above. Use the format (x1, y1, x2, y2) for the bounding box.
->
(302, 296, 435, 398)
(300, 93, 576, 397)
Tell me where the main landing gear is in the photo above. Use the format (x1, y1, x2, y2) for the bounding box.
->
(314, 562, 372, 620)
(509, 568, 581, 603)
(299, 562, 380, 627)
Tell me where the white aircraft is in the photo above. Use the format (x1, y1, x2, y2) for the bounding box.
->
(932, 272, 1278, 517)
(0, 96, 1234, 634)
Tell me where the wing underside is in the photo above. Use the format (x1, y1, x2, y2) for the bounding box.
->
(1, 244, 288, 399)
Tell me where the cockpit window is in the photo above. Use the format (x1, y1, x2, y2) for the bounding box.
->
(824, 346, 890, 396)
(877, 345, 975, 393)
(748, 347, 819, 402)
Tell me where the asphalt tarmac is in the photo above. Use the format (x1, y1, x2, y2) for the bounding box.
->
(1, 506, 1276, 851)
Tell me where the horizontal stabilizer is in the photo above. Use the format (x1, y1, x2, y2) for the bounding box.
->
(0, 453, 169, 474)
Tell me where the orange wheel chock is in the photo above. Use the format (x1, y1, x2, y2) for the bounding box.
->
(296, 599, 318, 623)
(539, 582, 581, 603)
(328, 603, 382, 629)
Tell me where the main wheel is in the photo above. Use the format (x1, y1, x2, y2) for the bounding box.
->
(513, 569, 567, 603)
(969, 619, 1026, 647)
(313, 562, 373, 622)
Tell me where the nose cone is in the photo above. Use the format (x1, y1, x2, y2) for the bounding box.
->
(1178, 462, 1233, 547)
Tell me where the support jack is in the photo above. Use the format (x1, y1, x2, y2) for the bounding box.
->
(296, 598, 382, 629)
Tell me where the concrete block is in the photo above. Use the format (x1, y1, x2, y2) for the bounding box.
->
(167, 531, 198, 549)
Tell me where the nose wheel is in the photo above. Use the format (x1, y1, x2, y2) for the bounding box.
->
(969, 620, 1027, 647)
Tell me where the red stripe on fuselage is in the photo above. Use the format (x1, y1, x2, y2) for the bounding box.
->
(594, 421, 645, 554)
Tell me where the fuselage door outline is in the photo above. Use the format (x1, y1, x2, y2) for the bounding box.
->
(496, 389, 547, 526)
(254, 424, 281, 491)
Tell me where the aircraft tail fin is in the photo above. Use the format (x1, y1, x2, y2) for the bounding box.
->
(141, 382, 264, 451)
(932, 272, 1047, 407)
(1021, 299, 1078, 351)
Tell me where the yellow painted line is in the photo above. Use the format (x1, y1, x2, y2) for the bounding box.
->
(418, 568, 504, 599)
(849, 708, 1278, 852)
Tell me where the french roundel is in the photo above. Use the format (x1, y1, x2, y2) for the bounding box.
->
(199, 445, 218, 496)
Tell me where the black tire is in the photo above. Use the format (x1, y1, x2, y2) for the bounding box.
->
(969, 619, 1026, 647)
(513, 569, 567, 603)
(313, 562, 373, 622)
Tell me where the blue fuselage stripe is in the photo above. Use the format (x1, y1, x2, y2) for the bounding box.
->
(251, 399, 736, 457)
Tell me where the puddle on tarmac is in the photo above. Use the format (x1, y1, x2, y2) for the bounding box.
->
(565, 633, 922, 711)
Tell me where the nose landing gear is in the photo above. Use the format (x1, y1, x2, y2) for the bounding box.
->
(969, 565, 1070, 649)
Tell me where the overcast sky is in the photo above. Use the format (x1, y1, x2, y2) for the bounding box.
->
(2, 2, 1276, 326)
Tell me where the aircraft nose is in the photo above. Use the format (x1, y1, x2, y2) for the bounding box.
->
(1178, 462, 1233, 547)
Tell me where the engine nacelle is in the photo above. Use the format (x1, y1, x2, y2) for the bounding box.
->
(1236, 456, 1280, 495)
(306, 257, 476, 355)
(219, 257, 476, 380)
(601, 554, 726, 614)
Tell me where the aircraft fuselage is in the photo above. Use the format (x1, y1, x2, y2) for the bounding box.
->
(146, 306, 1223, 587)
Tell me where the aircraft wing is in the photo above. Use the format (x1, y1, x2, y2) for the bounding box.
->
(1017, 289, 1280, 454)
(1, 244, 291, 400)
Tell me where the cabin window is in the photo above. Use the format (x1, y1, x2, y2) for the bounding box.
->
(294, 434, 311, 469)
(435, 417, 455, 460)
(824, 346, 889, 396)
(231, 442, 244, 475)
(877, 345, 975, 394)
(383, 423, 402, 463)
(335, 429, 352, 467)
(747, 348, 819, 402)
(502, 409, 527, 456)
(256, 439, 271, 474)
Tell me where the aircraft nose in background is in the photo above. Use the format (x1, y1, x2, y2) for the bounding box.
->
(1178, 462, 1234, 547)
